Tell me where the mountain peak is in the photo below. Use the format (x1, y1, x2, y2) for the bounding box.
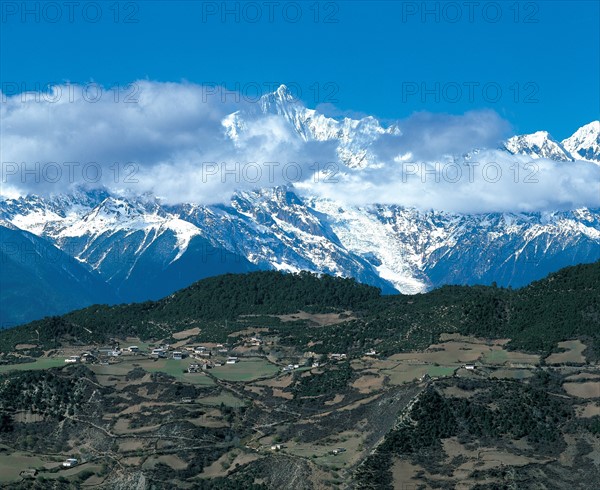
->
(275, 84, 294, 99)
(562, 121, 600, 163)
(503, 130, 573, 161)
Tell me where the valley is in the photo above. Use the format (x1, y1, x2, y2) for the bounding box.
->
(0, 264, 598, 488)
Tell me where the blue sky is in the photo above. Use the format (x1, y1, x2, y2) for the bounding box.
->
(1, 0, 599, 139)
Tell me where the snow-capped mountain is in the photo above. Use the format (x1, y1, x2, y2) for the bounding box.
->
(503, 131, 573, 161)
(223, 84, 400, 167)
(503, 121, 600, 164)
(562, 121, 600, 162)
(2, 185, 600, 326)
(1, 84, 599, 326)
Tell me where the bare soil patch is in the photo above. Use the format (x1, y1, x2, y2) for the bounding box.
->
(351, 374, 385, 394)
(172, 327, 201, 340)
(563, 382, 600, 398)
(276, 310, 355, 326)
(546, 340, 587, 365)
(576, 402, 600, 418)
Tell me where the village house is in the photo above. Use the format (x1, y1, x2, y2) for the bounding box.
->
(97, 347, 115, 356)
(188, 363, 200, 373)
(81, 352, 95, 363)
(151, 348, 167, 358)
(62, 458, 78, 468)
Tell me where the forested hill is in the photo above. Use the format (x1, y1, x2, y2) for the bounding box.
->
(1, 263, 599, 356)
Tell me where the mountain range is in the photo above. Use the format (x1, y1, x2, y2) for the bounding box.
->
(1, 86, 599, 326)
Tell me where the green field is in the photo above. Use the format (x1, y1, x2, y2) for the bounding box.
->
(211, 359, 279, 381)
(91, 358, 215, 386)
(482, 350, 508, 364)
(0, 358, 66, 374)
(0, 453, 58, 482)
(37, 462, 103, 480)
(427, 366, 457, 377)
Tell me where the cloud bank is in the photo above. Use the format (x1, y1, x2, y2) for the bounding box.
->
(1, 80, 598, 213)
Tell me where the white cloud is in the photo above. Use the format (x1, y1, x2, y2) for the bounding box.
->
(1, 80, 598, 213)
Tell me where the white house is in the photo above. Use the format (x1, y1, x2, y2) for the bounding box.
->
(62, 458, 78, 468)
(151, 348, 167, 358)
(226, 357, 238, 364)
(64, 356, 80, 364)
(127, 346, 139, 353)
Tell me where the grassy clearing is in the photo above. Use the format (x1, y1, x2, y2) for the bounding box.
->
(0, 453, 57, 482)
(482, 349, 508, 364)
(0, 358, 66, 374)
(427, 366, 457, 377)
(211, 359, 279, 382)
(91, 359, 215, 386)
(490, 369, 534, 380)
(137, 359, 215, 385)
(37, 463, 103, 480)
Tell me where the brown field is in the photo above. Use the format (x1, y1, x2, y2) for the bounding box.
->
(546, 340, 587, 365)
(172, 327, 201, 340)
(382, 338, 539, 372)
(121, 457, 143, 466)
(563, 382, 600, 398)
(276, 310, 355, 326)
(441, 437, 549, 482)
(391, 458, 422, 489)
(566, 372, 600, 381)
(254, 374, 293, 388)
(272, 388, 293, 399)
(284, 430, 364, 468)
(352, 374, 385, 394)
(199, 450, 260, 478)
(339, 393, 382, 412)
(324, 394, 345, 405)
(118, 439, 148, 452)
(245, 385, 265, 395)
(14, 344, 38, 350)
(227, 327, 270, 337)
(113, 418, 162, 435)
(439, 333, 509, 345)
(576, 402, 600, 418)
(157, 455, 188, 470)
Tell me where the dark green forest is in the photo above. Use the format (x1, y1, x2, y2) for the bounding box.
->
(1, 262, 598, 357)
